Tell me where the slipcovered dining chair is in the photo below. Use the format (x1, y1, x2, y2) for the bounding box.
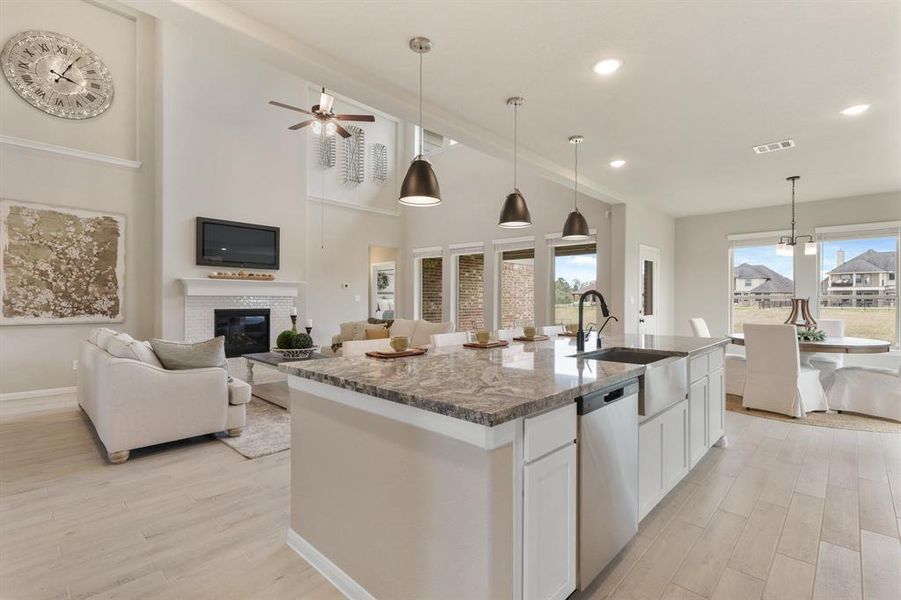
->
(809, 319, 844, 388)
(431, 331, 470, 347)
(541, 325, 564, 335)
(497, 327, 524, 341)
(742, 323, 827, 417)
(689, 317, 746, 396)
(827, 363, 901, 422)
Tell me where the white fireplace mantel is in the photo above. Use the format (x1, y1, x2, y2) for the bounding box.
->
(179, 278, 303, 297)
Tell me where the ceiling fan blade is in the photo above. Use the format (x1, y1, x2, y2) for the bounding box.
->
(319, 91, 335, 114)
(269, 100, 313, 116)
(335, 114, 376, 122)
(288, 119, 314, 130)
(334, 123, 352, 138)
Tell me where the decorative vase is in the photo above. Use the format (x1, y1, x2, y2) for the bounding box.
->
(290, 315, 298, 333)
(785, 298, 817, 329)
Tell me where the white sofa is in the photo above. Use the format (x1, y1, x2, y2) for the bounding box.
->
(324, 318, 454, 357)
(77, 333, 248, 464)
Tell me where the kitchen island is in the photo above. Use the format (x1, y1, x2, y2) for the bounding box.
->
(280, 333, 729, 600)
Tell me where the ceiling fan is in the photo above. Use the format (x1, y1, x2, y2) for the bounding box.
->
(269, 87, 375, 138)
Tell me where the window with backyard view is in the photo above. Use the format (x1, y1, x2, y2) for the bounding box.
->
(553, 243, 599, 327)
(819, 236, 897, 345)
(730, 244, 794, 334)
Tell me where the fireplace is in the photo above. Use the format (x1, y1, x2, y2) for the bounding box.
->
(214, 309, 271, 357)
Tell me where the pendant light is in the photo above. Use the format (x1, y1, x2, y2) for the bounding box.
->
(776, 176, 816, 256)
(498, 96, 532, 228)
(561, 135, 590, 240)
(399, 37, 441, 206)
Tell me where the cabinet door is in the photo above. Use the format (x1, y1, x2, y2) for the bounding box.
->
(523, 442, 577, 600)
(662, 400, 689, 490)
(689, 377, 708, 467)
(707, 368, 725, 446)
(638, 418, 663, 519)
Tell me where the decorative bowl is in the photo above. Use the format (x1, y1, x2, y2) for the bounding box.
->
(272, 347, 316, 359)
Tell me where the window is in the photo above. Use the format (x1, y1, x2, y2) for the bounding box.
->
(413, 247, 443, 322)
(499, 248, 535, 329)
(552, 243, 598, 328)
(452, 250, 485, 331)
(818, 233, 898, 345)
(729, 241, 795, 334)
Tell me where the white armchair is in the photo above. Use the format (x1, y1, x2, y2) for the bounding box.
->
(78, 340, 247, 463)
(742, 324, 827, 417)
(541, 325, 564, 336)
(689, 317, 746, 396)
(827, 363, 901, 421)
(497, 327, 524, 341)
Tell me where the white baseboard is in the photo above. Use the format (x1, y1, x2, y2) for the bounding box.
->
(285, 528, 374, 600)
(0, 386, 77, 402)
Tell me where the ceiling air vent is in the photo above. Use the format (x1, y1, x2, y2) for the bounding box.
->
(753, 139, 795, 154)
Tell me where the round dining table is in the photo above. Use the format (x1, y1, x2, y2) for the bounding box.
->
(729, 333, 892, 366)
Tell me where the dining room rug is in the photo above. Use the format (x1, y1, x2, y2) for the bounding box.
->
(217, 397, 290, 459)
(726, 394, 901, 433)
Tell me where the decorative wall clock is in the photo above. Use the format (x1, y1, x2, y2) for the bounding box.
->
(1, 30, 114, 120)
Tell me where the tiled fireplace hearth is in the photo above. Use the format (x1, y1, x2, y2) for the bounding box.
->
(179, 279, 305, 365)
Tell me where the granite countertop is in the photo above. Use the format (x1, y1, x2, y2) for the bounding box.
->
(279, 334, 730, 427)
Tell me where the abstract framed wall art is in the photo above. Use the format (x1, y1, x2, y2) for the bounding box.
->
(0, 200, 125, 325)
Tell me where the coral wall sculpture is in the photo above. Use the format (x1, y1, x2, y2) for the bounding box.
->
(0, 200, 125, 324)
(371, 143, 388, 183)
(341, 125, 364, 185)
(316, 131, 336, 168)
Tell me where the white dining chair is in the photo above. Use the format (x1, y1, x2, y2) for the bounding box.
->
(742, 323, 827, 417)
(688, 317, 747, 396)
(342, 338, 392, 357)
(430, 331, 470, 347)
(809, 318, 845, 388)
(497, 327, 524, 341)
(827, 362, 901, 422)
(541, 325, 564, 336)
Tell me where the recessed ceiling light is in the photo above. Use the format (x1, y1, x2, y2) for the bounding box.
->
(840, 104, 870, 116)
(593, 58, 622, 76)
(610, 159, 626, 168)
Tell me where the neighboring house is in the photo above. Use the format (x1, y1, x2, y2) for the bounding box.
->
(821, 249, 896, 307)
(733, 263, 794, 307)
(571, 281, 598, 304)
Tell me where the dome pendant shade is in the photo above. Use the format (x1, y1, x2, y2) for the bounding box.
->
(498, 189, 532, 228)
(561, 208, 590, 240)
(399, 156, 441, 206)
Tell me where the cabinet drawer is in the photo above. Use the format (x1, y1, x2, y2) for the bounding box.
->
(524, 403, 576, 463)
(689, 353, 709, 382)
(708, 348, 724, 371)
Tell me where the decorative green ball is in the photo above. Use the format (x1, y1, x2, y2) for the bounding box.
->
(291, 332, 313, 349)
(276, 330, 297, 349)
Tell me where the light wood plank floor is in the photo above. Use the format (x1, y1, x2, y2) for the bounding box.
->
(3, 394, 899, 599)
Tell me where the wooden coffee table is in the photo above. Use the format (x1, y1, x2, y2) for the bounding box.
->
(242, 351, 324, 409)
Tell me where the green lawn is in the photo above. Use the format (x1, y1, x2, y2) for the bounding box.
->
(733, 306, 896, 343)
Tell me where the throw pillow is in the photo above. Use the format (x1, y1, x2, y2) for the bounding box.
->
(107, 335, 165, 368)
(389, 318, 417, 340)
(93, 328, 118, 350)
(368, 316, 395, 328)
(149, 337, 227, 371)
(338, 321, 356, 343)
(364, 325, 389, 340)
(412, 320, 455, 348)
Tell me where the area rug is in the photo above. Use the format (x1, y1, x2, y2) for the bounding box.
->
(726, 394, 901, 433)
(218, 397, 290, 459)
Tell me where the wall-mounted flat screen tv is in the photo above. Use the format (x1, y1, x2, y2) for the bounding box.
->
(196, 217, 280, 270)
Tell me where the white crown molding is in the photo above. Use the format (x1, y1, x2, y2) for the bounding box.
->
(179, 278, 302, 297)
(307, 195, 400, 218)
(286, 528, 375, 600)
(0, 386, 76, 402)
(0, 135, 142, 169)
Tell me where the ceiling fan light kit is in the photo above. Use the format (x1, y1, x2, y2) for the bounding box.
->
(269, 87, 375, 139)
(399, 36, 442, 206)
(498, 96, 533, 228)
(562, 135, 590, 240)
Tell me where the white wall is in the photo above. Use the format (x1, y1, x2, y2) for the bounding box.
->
(674, 190, 901, 369)
(157, 21, 308, 339)
(0, 0, 156, 394)
(401, 144, 616, 330)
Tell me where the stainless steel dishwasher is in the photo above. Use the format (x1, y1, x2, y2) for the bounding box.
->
(577, 378, 639, 589)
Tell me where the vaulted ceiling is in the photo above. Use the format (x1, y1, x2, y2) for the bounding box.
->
(198, 1, 901, 216)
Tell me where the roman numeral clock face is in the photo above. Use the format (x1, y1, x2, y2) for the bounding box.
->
(2, 31, 114, 120)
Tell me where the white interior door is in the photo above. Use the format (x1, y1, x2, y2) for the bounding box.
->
(638, 245, 660, 336)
